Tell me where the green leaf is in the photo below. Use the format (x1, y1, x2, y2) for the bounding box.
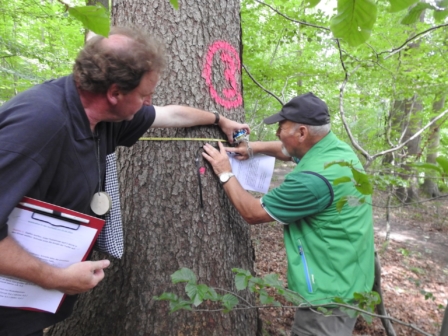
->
(336, 196, 348, 212)
(282, 290, 303, 305)
(185, 283, 212, 306)
(330, 0, 378, 47)
(153, 292, 178, 302)
(171, 268, 197, 284)
(68, 4, 110, 37)
(263, 273, 284, 289)
(259, 289, 276, 305)
(232, 268, 252, 277)
(352, 168, 373, 195)
(333, 176, 352, 186)
(305, 0, 321, 8)
(317, 306, 329, 314)
(169, 0, 179, 10)
(333, 297, 346, 303)
(169, 300, 193, 313)
(409, 162, 442, 174)
(235, 273, 249, 291)
(434, 9, 448, 22)
(203, 287, 220, 301)
(436, 156, 448, 174)
(221, 294, 239, 312)
(401, 3, 434, 25)
(361, 312, 373, 323)
(248, 276, 263, 293)
(340, 306, 358, 318)
(388, 0, 419, 12)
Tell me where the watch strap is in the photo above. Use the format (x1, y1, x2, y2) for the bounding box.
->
(212, 110, 220, 125)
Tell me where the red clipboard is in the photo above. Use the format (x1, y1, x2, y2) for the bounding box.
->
(1, 197, 105, 313)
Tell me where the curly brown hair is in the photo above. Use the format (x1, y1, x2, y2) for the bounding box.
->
(73, 27, 166, 94)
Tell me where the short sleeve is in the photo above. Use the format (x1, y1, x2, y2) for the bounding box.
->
(261, 172, 332, 224)
(113, 105, 156, 147)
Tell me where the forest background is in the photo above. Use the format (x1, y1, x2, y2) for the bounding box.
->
(1, 0, 447, 335)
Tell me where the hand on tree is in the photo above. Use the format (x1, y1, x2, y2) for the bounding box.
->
(202, 142, 233, 176)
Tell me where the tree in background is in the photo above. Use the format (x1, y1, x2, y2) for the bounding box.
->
(47, 0, 259, 335)
(241, 0, 448, 202)
(0, 0, 84, 103)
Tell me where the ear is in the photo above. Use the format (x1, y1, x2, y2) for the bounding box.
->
(107, 84, 122, 105)
(297, 125, 309, 142)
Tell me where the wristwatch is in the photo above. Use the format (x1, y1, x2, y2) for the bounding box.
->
(219, 172, 235, 184)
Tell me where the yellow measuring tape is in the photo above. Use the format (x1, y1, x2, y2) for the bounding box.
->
(139, 137, 226, 142)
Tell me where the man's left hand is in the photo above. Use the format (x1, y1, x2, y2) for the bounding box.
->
(202, 142, 232, 176)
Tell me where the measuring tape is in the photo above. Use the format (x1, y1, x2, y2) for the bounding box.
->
(139, 137, 226, 142)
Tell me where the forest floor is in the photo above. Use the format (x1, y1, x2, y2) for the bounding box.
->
(252, 161, 448, 336)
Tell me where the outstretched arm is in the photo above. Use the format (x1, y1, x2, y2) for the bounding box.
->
(226, 141, 292, 161)
(152, 105, 250, 144)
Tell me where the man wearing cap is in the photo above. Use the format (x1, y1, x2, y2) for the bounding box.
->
(202, 92, 375, 336)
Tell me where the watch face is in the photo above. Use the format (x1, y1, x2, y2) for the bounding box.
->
(220, 172, 233, 183)
(220, 173, 229, 183)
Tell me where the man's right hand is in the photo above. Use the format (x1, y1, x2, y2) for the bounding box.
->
(0, 236, 110, 295)
(53, 260, 110, 295)
(225, 143, 250, 161)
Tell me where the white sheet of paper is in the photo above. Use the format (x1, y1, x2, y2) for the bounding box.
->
(0, 208, 97, 313)
(228, 154, 276, 194)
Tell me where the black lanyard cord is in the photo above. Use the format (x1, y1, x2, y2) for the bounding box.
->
(195, 147, 205, 208)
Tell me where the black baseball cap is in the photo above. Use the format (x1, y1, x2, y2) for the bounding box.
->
(263, 92, 330, 125)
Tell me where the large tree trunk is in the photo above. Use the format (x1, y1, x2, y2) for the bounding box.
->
(47, 0, 259, 335)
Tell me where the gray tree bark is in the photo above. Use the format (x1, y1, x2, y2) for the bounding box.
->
(47, 0, 259, 335)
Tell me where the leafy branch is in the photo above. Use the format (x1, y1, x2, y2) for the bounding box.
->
(253, 0, 330, 31)
(380, 22, 448, 59)
(154, 268, 435, 336)
(242, 64, 284, 106)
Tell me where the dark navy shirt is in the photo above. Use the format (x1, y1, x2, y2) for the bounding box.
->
(0, 75, 155, 335)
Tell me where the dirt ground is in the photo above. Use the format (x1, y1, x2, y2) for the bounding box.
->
(252, 161, 448, 336)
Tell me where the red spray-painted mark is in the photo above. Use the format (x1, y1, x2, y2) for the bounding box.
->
(202, 41, 242, 109)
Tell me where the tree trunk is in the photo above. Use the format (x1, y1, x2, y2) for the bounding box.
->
(47, 0, 259, 335)
(421, 94, 446, 198)
(391, 96, 422, 203)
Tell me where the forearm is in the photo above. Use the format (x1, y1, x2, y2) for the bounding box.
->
(222, 178, 273, 225)
(249, 141, 292, 161)
(153, 105, 217, 128)
(0, 236, 60, 289)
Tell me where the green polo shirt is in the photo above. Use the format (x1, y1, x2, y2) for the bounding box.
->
(261, 172, 332, 224)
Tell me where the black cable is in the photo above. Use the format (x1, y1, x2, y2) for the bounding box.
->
(195, 147, 204, 208)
